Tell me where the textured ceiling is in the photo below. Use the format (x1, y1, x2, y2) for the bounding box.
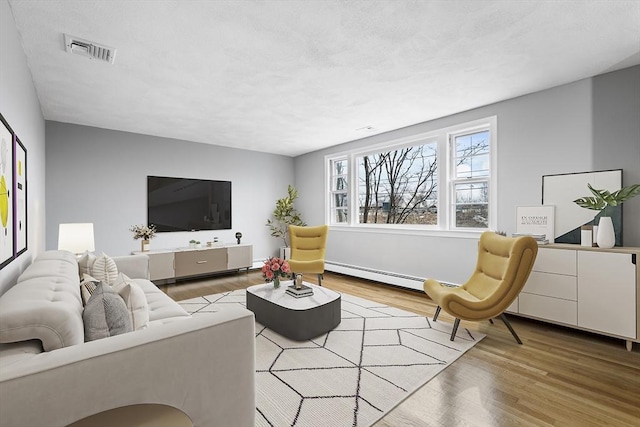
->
(7, 0, 640, 157)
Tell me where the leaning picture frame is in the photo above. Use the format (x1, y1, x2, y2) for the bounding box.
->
(0, 113, 15, 269)
(542, 169, 622, 245)
(15, 135, 27, 256)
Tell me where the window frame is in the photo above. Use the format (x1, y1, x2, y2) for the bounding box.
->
(325, 116, 497, 235)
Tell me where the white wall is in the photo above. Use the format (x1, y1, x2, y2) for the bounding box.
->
(46, 122, 295, 264)
(0, 0, 46, 295)
(294, 68, 639, 288)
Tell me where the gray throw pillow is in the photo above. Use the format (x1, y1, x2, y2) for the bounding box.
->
(83, 282, 132, 342)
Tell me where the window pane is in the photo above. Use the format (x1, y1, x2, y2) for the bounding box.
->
(333, 160, 348, 176)
(334, 208, 348, 223)
(357, 142, 438, 225)
(455, 130, 489, 178)
(333, 192, 347, 207)
(333, 176, 348, 191)
(454, 182, 488, 228)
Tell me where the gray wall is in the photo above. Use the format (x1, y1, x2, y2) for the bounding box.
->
(592, 66, 640, 245)
(294, 67, 639, 286)
(0, 0, 47, 295)
(46, 122, 295, 263)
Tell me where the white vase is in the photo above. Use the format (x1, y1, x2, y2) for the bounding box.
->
(280, 247, 291, 260)
(596, 217, 615, 248)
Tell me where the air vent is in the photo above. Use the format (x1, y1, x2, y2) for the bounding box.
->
(64, 34, 116, 64)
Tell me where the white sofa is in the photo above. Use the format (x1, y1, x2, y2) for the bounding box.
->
(0, 250, 255, 427)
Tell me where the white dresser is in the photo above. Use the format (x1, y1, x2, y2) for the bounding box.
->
(507, 244, 639, 350)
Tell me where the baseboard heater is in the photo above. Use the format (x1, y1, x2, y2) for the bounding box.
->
(325, 261, 427, 291)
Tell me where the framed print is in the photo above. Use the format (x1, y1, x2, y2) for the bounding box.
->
(542, 169, 622, 245)
(0, 113, 15, 269)
(15, 135, 27, 256)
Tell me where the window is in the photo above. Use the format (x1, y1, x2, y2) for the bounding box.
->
(329, 158, 348, 223)
(326, 117, 496, 233)
(450, 130, 490, 229)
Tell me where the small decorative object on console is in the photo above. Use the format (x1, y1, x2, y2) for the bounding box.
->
(261, 257, 290, 288)
(130, 224, 156, 252)
(235, 232, 242, 244)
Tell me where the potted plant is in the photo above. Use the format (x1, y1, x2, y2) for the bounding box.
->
(573, 183, 640, 248)
(189, 239, 201, 249)
(266, 185, 306, 258)
(130, 224, 157, 252)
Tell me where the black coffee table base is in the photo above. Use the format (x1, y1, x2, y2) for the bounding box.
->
(246, 291, 341, 341)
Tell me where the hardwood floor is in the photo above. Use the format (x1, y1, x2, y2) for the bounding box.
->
(163, 271, 640, 427)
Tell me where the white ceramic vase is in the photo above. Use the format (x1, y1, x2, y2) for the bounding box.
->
(596, 217, 615, 248)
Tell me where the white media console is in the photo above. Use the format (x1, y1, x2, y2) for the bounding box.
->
(134, 244, 253, 283)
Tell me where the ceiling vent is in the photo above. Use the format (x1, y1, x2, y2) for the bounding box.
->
(64, 34, 116, 64)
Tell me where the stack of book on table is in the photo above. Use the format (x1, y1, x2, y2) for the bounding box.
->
(511, 233, 549, 245)
(286, 284, 314, 298)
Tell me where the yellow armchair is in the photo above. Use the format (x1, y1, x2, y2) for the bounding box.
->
(287, 225, 329, 286)
(423, 231, 538, 343)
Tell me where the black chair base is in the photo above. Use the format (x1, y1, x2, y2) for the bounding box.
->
(432, 306, 522, 344)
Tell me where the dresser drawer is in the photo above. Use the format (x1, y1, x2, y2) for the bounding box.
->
(519, 293, 577, 326)
(523, 271, 577, 300)
(175, 248, 227, 277)
(533, 248, 577, 275)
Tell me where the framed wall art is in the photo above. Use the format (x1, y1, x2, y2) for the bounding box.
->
(15, 135, 27, 256)
(0, 113, 15, 269)
(542, 169, 622, 245)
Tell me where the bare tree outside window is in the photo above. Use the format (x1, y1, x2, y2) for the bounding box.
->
(358, 142, 438, 224)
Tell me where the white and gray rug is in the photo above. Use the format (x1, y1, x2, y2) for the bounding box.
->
(179, 289, 484, 427)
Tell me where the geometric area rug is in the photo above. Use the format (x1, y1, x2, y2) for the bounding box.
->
(179, 289, 484, 427)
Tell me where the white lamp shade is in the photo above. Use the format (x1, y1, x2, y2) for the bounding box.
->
(58, 223, 95, 254)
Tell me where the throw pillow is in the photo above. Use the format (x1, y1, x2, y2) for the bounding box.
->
(78, 251, 97, 276)
(90, 253, 118, 284)
(83, 282, 132, 342)
(79, 274, 101, 306)
(111, 273, 150, 330)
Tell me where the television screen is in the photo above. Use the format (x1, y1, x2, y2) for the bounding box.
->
(147, 176, 231, 232)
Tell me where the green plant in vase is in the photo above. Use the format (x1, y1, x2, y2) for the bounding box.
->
(266, 185, 306, 248)
(573, 183, 640, 248)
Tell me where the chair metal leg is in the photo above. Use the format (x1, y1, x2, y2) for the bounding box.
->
(450, 318, 460, 341)
(500, 313, 522, 344)
(317, 273, 323, 286)
(433, 306, 441, 321)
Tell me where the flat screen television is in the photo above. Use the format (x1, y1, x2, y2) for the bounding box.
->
(147, 176, 231, 232)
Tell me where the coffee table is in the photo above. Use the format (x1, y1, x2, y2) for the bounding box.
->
(246, 282, 341, 341)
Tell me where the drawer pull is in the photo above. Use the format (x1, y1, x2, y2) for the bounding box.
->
(196, 261, 208, 264)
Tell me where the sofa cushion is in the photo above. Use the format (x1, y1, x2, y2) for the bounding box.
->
(133, 280, 190, 323)
(112, 273, 150, 330)
(83, 282, 132, 342)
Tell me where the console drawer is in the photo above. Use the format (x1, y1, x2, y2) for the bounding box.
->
(519, 293, 577, 326)
(523, 271, 577, 300)
(175, 248, 227, 277)
(533, 248, 576, 275)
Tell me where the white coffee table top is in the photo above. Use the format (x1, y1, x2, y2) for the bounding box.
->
(246, 281, 340, 311)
